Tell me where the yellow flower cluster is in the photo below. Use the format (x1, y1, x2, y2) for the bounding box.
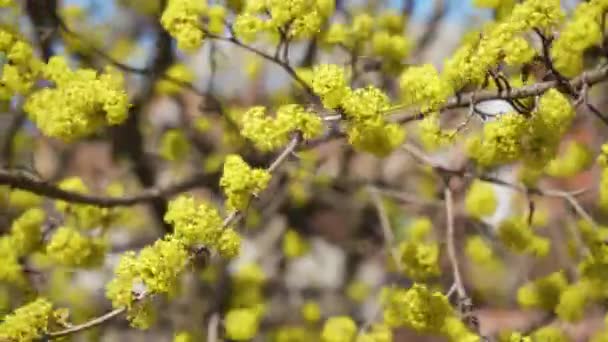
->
(225, 308, 262, 340)
(311, 64, 351, 109)
(465, 235, 503, 271)
(321, 316, 357, 342)
(598, 144, 608, 211)
(220, 154, 271, 211)
(46, 226, 107, 268)
(417, 112, 455, 150)
(323, 9, 410, 71)
(555, 281, 592, 322)
(399, 64, 452, 112)
(552, 1, 608, 76)
(545, 141, 592, 178)
(465, 180, 497, 220)
(497, 217, 550, 257)
(106, 236, 189, 328)
(159, 129, 191, 162)
(161, 0, 207, 51)
(382, 284, 451, 332)
(229, 262, 267, 310)
(164, 195, 240, 258)
(5, 188, 41, 210)
(467, 89, 574, 167)
(397, 217, 440, 281)
(55, 177, 108, 230)
(517, 271, 568, 310)
(232, 0, 333, 42)
(207, 5, 227, 35)
(341, 86, 405, 156)
(0, 29, 43, 100)
(107, 193, 244, 327)
(0, 208, 45, 287)
(0, 298, 54, 342)
(10, 208, 45, 256)
(445, 0, 562, 89)
(383, 283, 480, 341)
(24, 56, 129, 141)
(282, 229, 310, 258)
(241, 104, 323, 151)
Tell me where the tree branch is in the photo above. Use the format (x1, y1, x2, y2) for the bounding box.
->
(391, 64, 608, 123)
(0, 169, 219, 207)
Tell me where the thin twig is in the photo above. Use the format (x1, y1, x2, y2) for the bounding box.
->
(47, 307, 126, 338)
(368, 186, 402, 269)
(207, 312, 220, 342)
(444, 186, 466, 300)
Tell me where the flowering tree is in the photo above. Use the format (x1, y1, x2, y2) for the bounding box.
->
(1, 0, 608, 341)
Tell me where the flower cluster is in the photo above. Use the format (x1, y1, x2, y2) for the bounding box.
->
(517, 271, 568, 310)
(282, 229, 310, 258)
(0, 298, 54, 342)
(0, 208, 45, 287)
(552, 1, 608, 76)
(225, 307, 262, 340)
(106, 237, 189, 328)
(465, 180, 497, 220)
(341, 86, 405, 156)
(417, 112, 455, 150)
(545, 141, 592, 178)
(24, 56, 129, 141)
(399, 64, 452, 112)
(229, 262, 267, 310)
(321, 316, 357, 342)
(164, 195, 240, 257)
(159, 129, 191, 162)
(467, 89, 574, 167)
(220, 154, 271, 211)
(445, 0, 562, 89)
(46, 226, 107, 267)
(497, 217, 550, 257)
(160, 0, 207, 51)
(311, 64, 351, 109)
(233, 0, 333, 42)
(382, 284, 451, 332)
(397, 217, 440, 280)
(10, 208, 45, 256)
(0, 29, 43, 100)
(323, 9, 410, 71)
(241, 104, 323, 151)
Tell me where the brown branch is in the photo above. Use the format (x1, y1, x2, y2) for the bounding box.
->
(391, 64, 608, 124)
(0, 169, 219, 207)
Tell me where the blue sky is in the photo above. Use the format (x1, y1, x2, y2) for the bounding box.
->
(67, 0, 483, 23)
